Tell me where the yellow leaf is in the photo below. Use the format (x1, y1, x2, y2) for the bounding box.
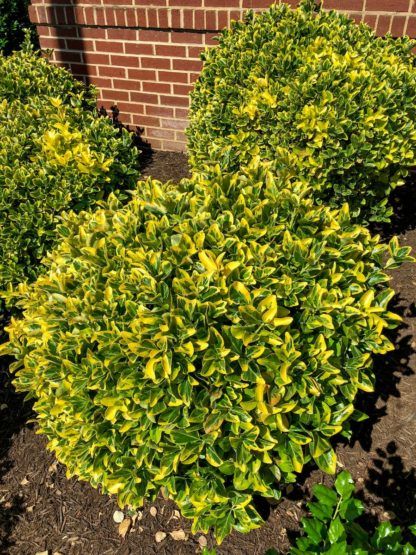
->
(198, 251, 217, 272)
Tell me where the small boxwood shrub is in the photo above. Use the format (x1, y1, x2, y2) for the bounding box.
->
(0, 44, 139, 291)
(2, 164, 412, 541)
(188, 0, 416, 222)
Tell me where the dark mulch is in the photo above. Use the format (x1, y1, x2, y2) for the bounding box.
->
(0, 151, 415, 555)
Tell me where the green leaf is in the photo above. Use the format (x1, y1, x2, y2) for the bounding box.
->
(312, 484, 338, 507)
(315, 449, 337, 474)
(169, 430, 200, 445)
(215, 512, 233, 544)
(335, 471, 355, 500)
(328, 516, 345, 544)
(302, 517, 325, 545)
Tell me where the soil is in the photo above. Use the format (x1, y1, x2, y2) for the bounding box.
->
(0, 151, 415, 555)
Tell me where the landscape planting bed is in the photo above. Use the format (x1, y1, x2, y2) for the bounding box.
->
(0, 151, 415, 555)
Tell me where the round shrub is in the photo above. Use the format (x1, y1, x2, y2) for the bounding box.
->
(188, 0, 416, 223)
(0, 46, 139, 292)
(0, 38, 93, 105)
(3, 165, 412, 541)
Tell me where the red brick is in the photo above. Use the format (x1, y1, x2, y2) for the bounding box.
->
(205, 10, 218, 30)
(171, 8, 181, 28)
(113, 79, 141, 91)
(173, 84, 194, 95)
(157, 8, 169, 27)
(139, 29, 170, 42)
(126, 9, 137, 27)
(105, 9, 116, 26)
(55, 7, 69, 25)
(147, 127, 176, 140)
(141, 57, 171, 69)
(95, 40, 123, 53)
(111, 55, 139, 67)
(218, 10, 230, 30)
(205, 0, 239, 6)
(81, 28, 106, 40)
(90, 77, 113, 89)
(390, 15, 407, 36)
(230, 9, 241, 21)
(98, 65, 126, 78)
(125, 43, 154, 55)
(109, 102, 145, 115)
(37, 25, 51, 37)
(146, 138, 163, 150)
(71, 63, 96, 76)
(65, 39, 94, 51)
(107, 29, 137, 41)
(324, 0, 364, 9)
(175, 108, 189, 119)
(376, 15, 392, 35)
(146, 105, 175, 117)
(160, 95, 189, 107)
(160, 118, 188, 130)
(172, 32, 204, 44)
(189, 72, 200, 83)
(406, 16, 416, 36)
(160, 140, 185, 152)
(143, 81, 172, 93)
(101, 89, 130, 102)
(194, 9, 205, 29)
(130, 91, 160, 104)
(74, 6, 86, 25)
(204, 32, 220, 46)
(35, 5, 48, 24)
(175, 131, 187, 143)
(348, 13, 363, 25)
(363, 14, 377, 30)
(168, 0, 202, 5)
(366, 0, 409, 11)
(187, 46, 205, 58)
(183, 9, 194, 29)
(84, 7, 95, 24)
(39, 37, 61, 49)
(84, 52, 110, 65)
(172, 58, 203, 72)
(128, 68, 157, 81)
(155, 44, 187, 57)
(147, 8, 158, 27)
(135, 116, 161, 128)
(133, 0, 166, 5)
(158, 70, 190, 83)
(59, 50, 83, 63)
(115, 8, 127, 27)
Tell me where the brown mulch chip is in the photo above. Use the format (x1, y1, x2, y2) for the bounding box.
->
(0, 151, 415, 554)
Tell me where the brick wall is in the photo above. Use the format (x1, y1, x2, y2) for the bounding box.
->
(29, 0, 416, 152)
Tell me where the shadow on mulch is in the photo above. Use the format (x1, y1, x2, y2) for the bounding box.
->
(340, 295, 415, 454)
(371, 174, 416, 240)
(0, 315, 35, 555)
(100, 104, 190, 185)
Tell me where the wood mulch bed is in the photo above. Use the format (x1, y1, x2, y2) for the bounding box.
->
(0, 151, 415, 555)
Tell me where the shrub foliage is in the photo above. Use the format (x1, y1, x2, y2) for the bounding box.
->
(290, 471, 416, 554)
(2, 165, 412, 541)
(0, 45, 139, 291)
(188, 0, 416, 222)
(0, 0, 37, 54)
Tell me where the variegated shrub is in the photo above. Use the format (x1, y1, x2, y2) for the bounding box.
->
(2, 164, 412, 542)
(187, 0, 416, 223)
(0, 42, 139, 293)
